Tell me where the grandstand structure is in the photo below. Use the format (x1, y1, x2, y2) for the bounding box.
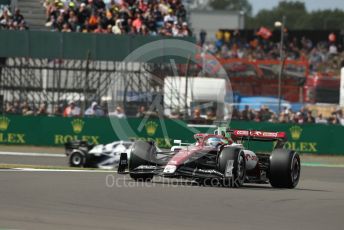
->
(0, 30, 196, 115)
(0, 57, 195, 116)
(0, 0, 200, 116)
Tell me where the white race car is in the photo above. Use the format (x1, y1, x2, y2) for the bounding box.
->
(64, 140, 133, 169)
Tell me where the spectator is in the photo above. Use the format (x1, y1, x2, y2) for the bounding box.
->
(100, 101, 108, 115)
(12, 100, 21, 114)
(0, 8, 11, 28)
(241, 105, 254, 121)
(278, 112, 290, 123)
(94, 23, 105, 33)
(136, 105, 146, 117)
(85, 101, 104, 116)
(0, 7, 28, 30)
(175, 3, 186, 22)
(21, 101, 34, 115)
(36, 102, 48, 116)
(109, 106, 126, 118)
(268, 113, 278, 123)
(329, 113, 340, 124)
(53, 103, 65, 116)
(315, 114, 327, 124)
(61, 22, 72, 32)
(231, 108, 240, 120)
(42, 0, 190, 37)
(13, 8, 24, 24)
(190, 107, 205, 124)
(164, 8, 176, 24)
(305, 111, 315, 123)
(63, 101, 81, 117)
(112, 19, 122, 34)
(258, 105, 272, 122)
(4, 101, 15, 114)
(2, 99, 344, 127)
(295, 112, 305, 124)
(180, 22, 191, 36)
(77, 3, 90, 26)
(132, 13, 143, 33)
(206, 110, 216, 123)
(88, 11, 100, 30)
(169, 110, 181, 119)
(336, 110, 344, 125)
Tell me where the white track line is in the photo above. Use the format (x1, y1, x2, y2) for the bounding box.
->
(0, 151, 64, 157)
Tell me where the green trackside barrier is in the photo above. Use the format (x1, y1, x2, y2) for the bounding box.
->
(0, 0, 11, 5)
(0, 114, 343, 155)
(0, 30, 196, 63)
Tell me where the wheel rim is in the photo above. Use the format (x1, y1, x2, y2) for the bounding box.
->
(237, 154, 245, 179)
(73, 155, 81, 165)
(292, 157, 300, 182)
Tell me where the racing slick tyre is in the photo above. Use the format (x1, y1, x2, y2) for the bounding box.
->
(218, 147, 246, 188)
(69, 151, 85, 167)
(269, 149, 301, 188)
(129, 141, 155, 181)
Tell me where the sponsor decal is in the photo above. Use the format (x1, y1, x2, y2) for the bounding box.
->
(235, 130, 249, 135)
(163, 165, 177, 174)
(0, 116, 26, 144)
(284, 142, 317, 153)
(225, 160, 234, 177)
(285, 126, 317, 152)
(262, 132, 278, 138)
(245, 153, 258, 162)
(54, 135, 100, 145)
(129, 136, 172, 148)
(71, 119, 84, 134)
(136, 165, 157, 170)
(54, 119, 100, 145)
(252, 131, 262, 136)
(0, 116, 10, 131)
(290, 126, 302, 141)
(145, 121, 158, 136)
(197, 168, 223, 177)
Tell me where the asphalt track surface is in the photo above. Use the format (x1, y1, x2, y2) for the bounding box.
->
(0, 153, 66, 167)
(0, 166, 344, 230)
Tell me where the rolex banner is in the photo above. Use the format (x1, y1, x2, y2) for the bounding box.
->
(0, 114, 343, 155)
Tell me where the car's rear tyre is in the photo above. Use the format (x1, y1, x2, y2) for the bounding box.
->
(269, 149, 301, 188)
(69, 151, 85, 167)
(129, 141, 155, 181)
(218, 147, 246, 188)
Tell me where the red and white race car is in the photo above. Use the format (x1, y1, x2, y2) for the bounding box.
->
(118, 127, 301, 188)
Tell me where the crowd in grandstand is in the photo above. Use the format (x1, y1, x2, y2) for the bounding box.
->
(203, 30, 344, 73)
(43, 0, 191, 36)
(0, 7, 28, 30)
(229, 105, 344, 125)
(3, 100, 344, 125)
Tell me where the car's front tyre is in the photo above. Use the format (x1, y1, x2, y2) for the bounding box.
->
(218, 147, 246, 188)
(129, 141, 155, 181)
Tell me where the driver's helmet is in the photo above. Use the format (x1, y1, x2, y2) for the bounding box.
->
(206, 137, 224, 147)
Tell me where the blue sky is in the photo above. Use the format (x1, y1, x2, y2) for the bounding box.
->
(248, 0, 344, 15)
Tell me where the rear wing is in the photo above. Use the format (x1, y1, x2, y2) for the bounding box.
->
(213, 127, 287, 148)
(232, 130, 287, 141)
(231, 130, 287, 148)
